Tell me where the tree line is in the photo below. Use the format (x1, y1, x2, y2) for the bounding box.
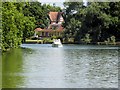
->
(62, 2, 120, 44)
(2, 2, 61, 51)
(2, 2, 120, 51)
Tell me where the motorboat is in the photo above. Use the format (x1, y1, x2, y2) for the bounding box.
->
(52, 39, 63, 47)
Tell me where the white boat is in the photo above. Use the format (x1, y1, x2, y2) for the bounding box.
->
(52, 39, 63, 47)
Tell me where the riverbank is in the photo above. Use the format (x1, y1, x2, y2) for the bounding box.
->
(24, 39, 120, 46)
(25, 39, 53, 44)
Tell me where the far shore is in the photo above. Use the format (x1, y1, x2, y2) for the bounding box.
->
(24, 39, 120, 46)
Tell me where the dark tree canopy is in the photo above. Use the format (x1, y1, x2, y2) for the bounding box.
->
(63, 2, 120, 44)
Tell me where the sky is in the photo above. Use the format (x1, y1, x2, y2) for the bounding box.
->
(38, 0, 87, 9)
(38, 0, 65, 9)
(38, 0, 65, 2)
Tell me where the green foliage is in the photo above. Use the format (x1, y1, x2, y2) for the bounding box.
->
(63, 2, 120, 44)
(22, 16, 36, 42)
(51, 36, 57, 39)
(43, 38, 52, 43)
(23, 2, 61, 28)
(2, 2, 23, 51)
(104, 36, 116, 45)
(2, 2, 36, 51)
(81, 34, 91, 44)
(110, 36, 116, 45)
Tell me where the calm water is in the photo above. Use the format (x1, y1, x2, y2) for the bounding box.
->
(2, 44, 119, 88)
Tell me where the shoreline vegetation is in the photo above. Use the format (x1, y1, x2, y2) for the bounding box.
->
(25, 39, 120, 46)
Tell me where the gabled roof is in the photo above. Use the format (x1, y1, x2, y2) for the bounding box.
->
(49, 12, 58, 22)
(49, 12, 64, 22)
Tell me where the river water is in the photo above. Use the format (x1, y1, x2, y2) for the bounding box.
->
(2, 44, 119, 88)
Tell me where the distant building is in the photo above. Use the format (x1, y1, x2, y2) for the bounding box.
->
(34, 12, 64, 38)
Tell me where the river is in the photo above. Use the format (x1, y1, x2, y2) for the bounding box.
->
(2, 44, 119, 88)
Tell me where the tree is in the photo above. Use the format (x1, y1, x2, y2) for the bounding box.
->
(63, 2, 120, 44)
(22, 16, 36, 42)
(23, 2, 62, 29)
(62, 2, 84, 43)
(2, 2, 36, 51)
(2, 2, 24, 50)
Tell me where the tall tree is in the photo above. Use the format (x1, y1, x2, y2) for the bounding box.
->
(2, 2, 24, 50)
(2, 2, 35, 51)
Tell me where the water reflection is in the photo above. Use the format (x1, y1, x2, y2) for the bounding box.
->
(2, 49, 25, 88)
(0, 50, 2, 88)
(2, 44, 119, 88)
(21, 48, 65, 88)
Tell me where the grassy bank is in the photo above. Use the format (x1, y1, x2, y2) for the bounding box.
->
(25, 39, 53, 44)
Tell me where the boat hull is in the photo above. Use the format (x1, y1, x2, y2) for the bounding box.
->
(52, 44, 63, 47)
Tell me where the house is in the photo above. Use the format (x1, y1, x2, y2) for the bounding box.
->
(34, 12, 64, 38)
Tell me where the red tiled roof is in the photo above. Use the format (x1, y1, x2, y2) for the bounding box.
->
(49, 12, 64, 22)
(49, 12, 58, 22)
(34, 12, 64, 33)
(34, 28, 43, 31)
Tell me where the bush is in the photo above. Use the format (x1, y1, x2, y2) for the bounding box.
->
(81, 34, 92, 44)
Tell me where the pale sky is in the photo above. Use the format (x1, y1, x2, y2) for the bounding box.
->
(38, 0, 65, 9)
(38, 0, 87, 9)
(38, 0, 65, 2)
